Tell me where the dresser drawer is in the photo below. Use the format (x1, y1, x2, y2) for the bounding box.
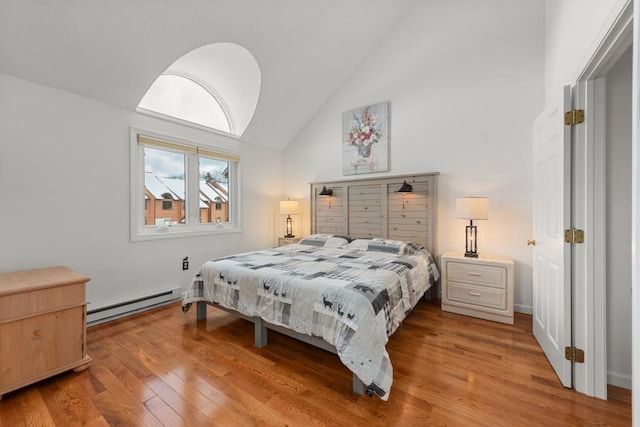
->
(446, 262, 507, 289)
(0, 306, 84, 390)
(0, 283, 85, 323)
(447, 281, 507, 310)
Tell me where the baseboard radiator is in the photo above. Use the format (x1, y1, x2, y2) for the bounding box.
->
(87, 288, 182, 326)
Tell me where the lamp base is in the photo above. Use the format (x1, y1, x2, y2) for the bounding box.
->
(284, 215, 295, 239)
(464, 222, 478, 258)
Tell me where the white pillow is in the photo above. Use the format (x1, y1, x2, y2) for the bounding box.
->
(344, 238, 423, 255)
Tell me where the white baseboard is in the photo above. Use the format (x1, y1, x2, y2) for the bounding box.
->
(514, 304, 533, 315)
(608, 370, 632, 390)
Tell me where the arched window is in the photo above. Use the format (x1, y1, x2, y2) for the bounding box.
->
(137, 43, 260, 137)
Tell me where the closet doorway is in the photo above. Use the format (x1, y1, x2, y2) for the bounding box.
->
(571, 17, 633, 397)
(603, 45, 632, 392)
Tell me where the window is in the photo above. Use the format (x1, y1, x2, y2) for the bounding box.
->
(138, 74, 233, 133)
(137, 42, 261, 137)
(131, 129, 241, 241)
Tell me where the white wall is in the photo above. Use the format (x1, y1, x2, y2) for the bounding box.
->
(0, 74, 283, 308)
(282, 0, 545, 312)
(606, 46, 633, 388)
(545, 0, 630, 101)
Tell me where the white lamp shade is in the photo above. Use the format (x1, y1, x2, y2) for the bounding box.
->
(279, 200, 299, 215)
(455, 197, 489, 220)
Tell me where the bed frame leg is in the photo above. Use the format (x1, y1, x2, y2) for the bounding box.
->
(196, 301, 207, 321)
(352, 375, 366, 395)
(254, 317, 268, 348)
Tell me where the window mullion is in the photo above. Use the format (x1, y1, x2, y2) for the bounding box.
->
(186, 153, 200, 225)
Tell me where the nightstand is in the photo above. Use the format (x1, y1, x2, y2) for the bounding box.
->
(441, 252, 514, 324)
(278, 237, 301, 247)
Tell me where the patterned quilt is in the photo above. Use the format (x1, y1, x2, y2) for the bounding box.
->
(182, 237, 439, 400)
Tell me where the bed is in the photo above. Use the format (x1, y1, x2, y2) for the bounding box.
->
(182, 173, 440, 400)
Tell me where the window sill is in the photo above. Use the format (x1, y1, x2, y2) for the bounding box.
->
(131, 225, 243, 242)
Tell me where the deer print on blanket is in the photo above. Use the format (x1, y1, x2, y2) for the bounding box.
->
(319, 293, 358, 323)
(256, 277, 293, 325)
(210, 269, 240, 309)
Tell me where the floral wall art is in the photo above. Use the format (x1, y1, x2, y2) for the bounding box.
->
(342, 102, 389, 175)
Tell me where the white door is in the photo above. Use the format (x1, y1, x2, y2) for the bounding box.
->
(532, 86, 572, 387)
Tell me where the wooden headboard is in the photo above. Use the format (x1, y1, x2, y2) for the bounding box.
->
(310, 173, 438, 256)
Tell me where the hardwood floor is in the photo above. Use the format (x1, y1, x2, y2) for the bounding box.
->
(0, 302, 631, 426)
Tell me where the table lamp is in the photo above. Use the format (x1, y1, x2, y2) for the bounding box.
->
(455, 197, 489, 257)
(279, 200, 299, 238)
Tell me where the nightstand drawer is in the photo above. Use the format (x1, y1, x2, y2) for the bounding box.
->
(278, 237, 301, 247)
(447, 281, 507, 310)
(446, 262, 507, 289)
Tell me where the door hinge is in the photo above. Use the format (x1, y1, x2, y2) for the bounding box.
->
(565, 346, 585, 363)
(564, 109, 584, 126)
(564, 228, 584, 244)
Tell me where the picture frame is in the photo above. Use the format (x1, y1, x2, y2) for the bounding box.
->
(342, 102, 389, 175)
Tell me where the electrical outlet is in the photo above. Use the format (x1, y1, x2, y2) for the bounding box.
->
(182, 257, 189, 270)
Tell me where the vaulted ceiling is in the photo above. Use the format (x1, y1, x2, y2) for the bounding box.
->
(0, 1, 415, 150)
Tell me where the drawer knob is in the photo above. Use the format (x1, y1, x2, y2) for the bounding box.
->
(468, 272, 482, 277)
(33, 329, 41, 337)
(468, 292, 482, 297)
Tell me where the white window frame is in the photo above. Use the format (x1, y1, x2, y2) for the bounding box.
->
(136, 107, 240, 140)
(130, 127, 242, 242)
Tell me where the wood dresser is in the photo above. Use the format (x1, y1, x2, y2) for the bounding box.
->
(0, 266, 91, 400)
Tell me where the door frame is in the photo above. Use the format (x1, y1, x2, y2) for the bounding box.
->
(571, 0, 633, 398)
(632, 0, 639, 420)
